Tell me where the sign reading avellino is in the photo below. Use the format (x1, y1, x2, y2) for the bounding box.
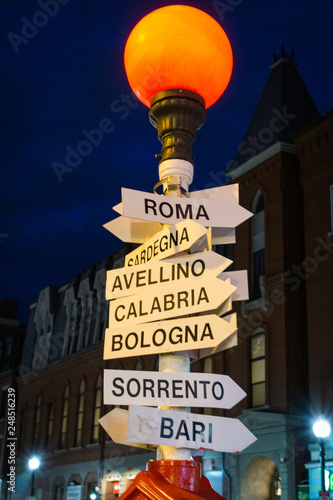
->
(108, 278, 236, 327)
(126, 406, 257, 453)
(121, 187, 252, 227)
(106, 251, 232, 300)
(104, 313, 237, 359)
(124, 219, 209, 267)
(103, 370, 246, 409)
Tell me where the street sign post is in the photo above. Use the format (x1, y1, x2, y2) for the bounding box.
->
(104, 313, 237, 359)
(108, 278, 236, 327)
(126, 406, 257, 453)
(121, 187, 252, 227)
(103, 369, 246, 409)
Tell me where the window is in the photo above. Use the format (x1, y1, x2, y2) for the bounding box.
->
(92, 375, 102, 443)
(59, 387, 69, 449)
(74, 380, 85, 447)
(330, 184, 333, 233)
(251, 192, 265, 300)
(32, 394, 42, 446)
(251, 332, 266, 407)
(46, 403, 54, 450)
(54, 485, 64, 500)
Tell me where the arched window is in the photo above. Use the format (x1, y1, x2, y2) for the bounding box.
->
(74, 380, 85, 447)
(250, 330, 266, 407)
(32, 394, 42, 447)
(251, 191, 265, 300)
(59, 386, 69, 449)
(91, 375, 102, 443)
(46, 403, 54, 450)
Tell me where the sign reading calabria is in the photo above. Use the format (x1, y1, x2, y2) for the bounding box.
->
(126, 406, 257, 453)
(121, 187, 252, 227)
(103, 370, 246, 409)
(108, 278, 236, 327)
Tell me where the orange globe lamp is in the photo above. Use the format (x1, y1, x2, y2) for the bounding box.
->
(124, 5, 233, 109)
(124, 5, 233, 185)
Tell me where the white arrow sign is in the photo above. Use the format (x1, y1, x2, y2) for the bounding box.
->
(108, 278, 235, 328)
(121, 187, 252, 228)
(106, 251, 232, 300)
(104, 215, 236, 245)
(104, 313, 237, 359)
(124, 219, 210, 267)
(99, 408, 156, 450)
(127, 406, 257, 453)
(104, 370, 246, 409)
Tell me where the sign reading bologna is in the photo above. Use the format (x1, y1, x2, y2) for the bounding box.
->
(103, 313, 237, 359)
(126, 406, 257, 453)
(103, 369, 246, 409)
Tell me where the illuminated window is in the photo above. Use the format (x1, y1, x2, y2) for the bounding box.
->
(59, 387, 69, 449)
(46, 403, 54, 450)
(251, 192, 265, 300)
(74, 380, 85, 447)
(330, 184, 333, 233)
(91, 375, 102, 443)
(32, 394, 42, 446)
(251, 332, 266, 407)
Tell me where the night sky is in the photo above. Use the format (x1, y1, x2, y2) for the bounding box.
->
(1, 0, 332, 324)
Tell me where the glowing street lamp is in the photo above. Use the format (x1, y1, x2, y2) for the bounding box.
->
(28, 456, 40, 497)
(313, 416, 331, 494)
(124, 5, 233, 194)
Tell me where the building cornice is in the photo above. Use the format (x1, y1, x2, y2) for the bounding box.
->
(228, 142, 298, 180)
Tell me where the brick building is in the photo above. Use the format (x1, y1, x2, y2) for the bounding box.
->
(9, 50, 333, 500)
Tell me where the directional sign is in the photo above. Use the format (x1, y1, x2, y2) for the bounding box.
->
(104, 370, 246, 409)
(104, 313, 237, 359)
(106, 251, 232, 301)
(121, 187, 252, 227)
(103, 215, 162, 244)
(124, 219, 210, 267)
(189, 184, 239, 202)
(99, 408, 156, 450)
(198, 312, 238, 360)
(219, 270, 249, 301)
(127, 406, 257, 453)
(104, 215, 236, 245)
(108, 278, 235, 328)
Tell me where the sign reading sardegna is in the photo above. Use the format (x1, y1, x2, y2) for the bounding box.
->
(99, 185, 256, 454)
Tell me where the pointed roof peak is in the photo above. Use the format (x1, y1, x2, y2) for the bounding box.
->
(271, 46, 297, 69)
(230, 48, 320, 170)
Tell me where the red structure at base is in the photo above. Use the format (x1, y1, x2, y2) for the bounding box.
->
(118, 460, 227, 499)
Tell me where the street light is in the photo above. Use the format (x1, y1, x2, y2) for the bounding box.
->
(313, 416, 331, 494)
(123, 3, 233, 491)
(28, 456, 40, 497)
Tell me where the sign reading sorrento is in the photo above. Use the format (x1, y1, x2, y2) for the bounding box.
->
(121, 187, 253, 227)
(124, 219, 210, 267)
(106, 251, 232, 300)
(103, 370, 246, 409)
(108, 278, 236, 327)
(103, 313, 237, 359)
(126, 406, 257, 453)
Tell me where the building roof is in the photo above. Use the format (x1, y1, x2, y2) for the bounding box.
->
(231, 48, 319, 169)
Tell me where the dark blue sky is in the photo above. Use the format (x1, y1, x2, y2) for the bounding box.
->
(1, 0, 332, 323)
